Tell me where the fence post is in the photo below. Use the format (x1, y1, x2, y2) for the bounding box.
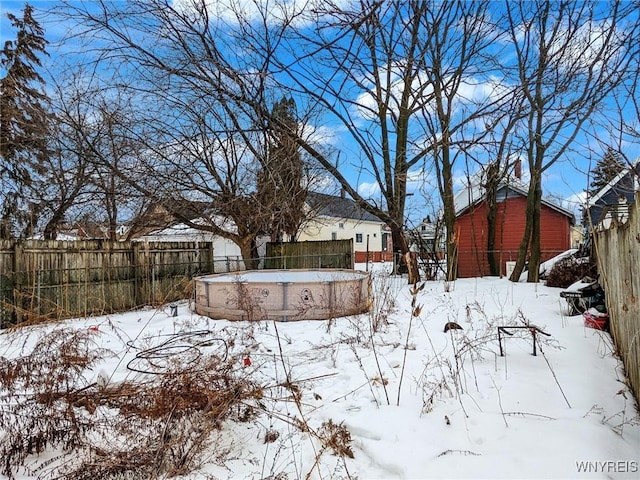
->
(133, 242, 151, 307)
(12, 241, 23, 324)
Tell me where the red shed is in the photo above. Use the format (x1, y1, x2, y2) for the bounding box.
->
(454, 180, 574, 278)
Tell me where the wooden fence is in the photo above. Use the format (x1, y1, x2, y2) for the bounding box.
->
(594, 192, 640, 402)
(0, 239, 215, 327)
(265, 239, 354, 269)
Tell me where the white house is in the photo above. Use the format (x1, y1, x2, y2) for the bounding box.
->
(409, 216, 443, 255)
(137, 222, 243, 258)
(137, 192, 390, 265)
(297, 191, 389, 256)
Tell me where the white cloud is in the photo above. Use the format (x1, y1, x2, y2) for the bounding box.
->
(353, 66, 512, 136)
(356, 167, 431, 201)
(308, 174, 338, 194)
(357, 181, 380, 198)
(564, 191, 587, 209)
(302, 124, 339, 147)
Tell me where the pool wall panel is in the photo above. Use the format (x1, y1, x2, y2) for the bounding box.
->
(193, 269, 371, 321)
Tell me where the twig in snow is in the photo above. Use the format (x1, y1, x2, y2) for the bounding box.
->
(397, 282, 424, 406)
(535, 336, 572, 408)
(504, 412, 556, 420)
(437, 449, 480, 457)
(490, 374, 509, 428)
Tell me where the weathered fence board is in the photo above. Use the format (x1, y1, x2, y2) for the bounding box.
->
(265, 239, 354, 269)
(594, 192, 640, 402)
(0, 240, 215, 327)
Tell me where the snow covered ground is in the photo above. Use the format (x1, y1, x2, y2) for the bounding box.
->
(1, 263, 638, 479)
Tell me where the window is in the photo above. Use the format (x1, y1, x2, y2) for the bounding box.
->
(356, 233, 363, 243)
(331, 232, 337, 240)
(339, 223, 344, 229)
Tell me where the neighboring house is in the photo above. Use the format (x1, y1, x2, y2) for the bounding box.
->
(454, 168, 574, 278)
(409, 216, 444, 258)
(297, 191, 391, 261)
(570, 224, 585, 249)
(137, 222, 243, 258)
(587, 160, 640, 229)
(32, 224, 111, 241)
(136, 191, 392, 265)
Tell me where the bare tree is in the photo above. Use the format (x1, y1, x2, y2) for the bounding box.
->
(34, 74, 96, 239)
(55, 1, 512, 281)
(266, 1, 511, 282)
(411, 1, 512, 280)
(502, 0, 640, 282)
(88, 97, 144, 240)
(58, 0, 637, 283)
(55, 0, 325, 267)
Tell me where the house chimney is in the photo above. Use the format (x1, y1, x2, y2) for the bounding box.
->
(514, 159, 522, 180)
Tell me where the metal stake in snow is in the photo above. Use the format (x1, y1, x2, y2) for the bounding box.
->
(497, 325, 550, 356)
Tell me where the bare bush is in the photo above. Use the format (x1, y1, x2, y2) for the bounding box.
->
(545, 256, 597, 288)
(0, 325, 262, 479)
(0, 328, 108, 474)
(318, 420, 354, 459)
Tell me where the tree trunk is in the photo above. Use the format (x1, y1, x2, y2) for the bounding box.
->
(441, 170, 458, 281)
(487, 207, 498, 276)
(43, 215, 61, 240)
(238, 236, 260, 270)
(390, 225, 419, 284)
(509, 180, 536, 282)
(435, 133, 458, 282)
(485, 163, 500, 276)
(526, 179, 543, 282)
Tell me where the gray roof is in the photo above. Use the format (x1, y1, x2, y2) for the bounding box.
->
(306, 191, 383, 223)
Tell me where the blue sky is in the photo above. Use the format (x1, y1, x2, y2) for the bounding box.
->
(2, 1, 638, 225)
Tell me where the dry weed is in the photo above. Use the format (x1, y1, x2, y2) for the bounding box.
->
(0, 325, 263, 479)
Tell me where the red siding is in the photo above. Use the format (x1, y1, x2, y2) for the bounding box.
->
(455, 196, 571, 278)
(354, 251, 393, 263)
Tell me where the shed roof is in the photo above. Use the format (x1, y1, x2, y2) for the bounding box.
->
(454, 175, 574, 219)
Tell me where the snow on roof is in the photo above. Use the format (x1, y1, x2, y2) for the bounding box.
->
(455, 171, 574, 219)
(140, 215, 238, 240)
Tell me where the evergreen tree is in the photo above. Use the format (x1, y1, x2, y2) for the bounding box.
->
(257, 97, 305, 241)
(0, 3, 50, 238)
(589, 147, 626, 196)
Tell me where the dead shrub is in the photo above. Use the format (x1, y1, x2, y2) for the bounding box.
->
(0, 327, 107, 475)
(0, 326, 263, 479)
(318, 419, 354, 459)
(545, 256, 596, 288)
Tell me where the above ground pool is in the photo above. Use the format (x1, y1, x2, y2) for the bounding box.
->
(193, 269, 371, 321)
